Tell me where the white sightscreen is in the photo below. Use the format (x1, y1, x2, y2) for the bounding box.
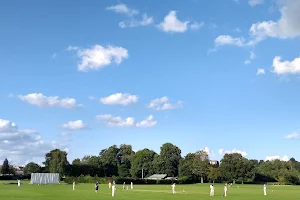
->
(30, 173, 59, 184)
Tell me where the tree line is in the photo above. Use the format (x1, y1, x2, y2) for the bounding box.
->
(1, 142, 300, 184)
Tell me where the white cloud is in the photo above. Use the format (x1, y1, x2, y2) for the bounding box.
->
(66, 45, 79, 51)
(244, 51, 256, 64)
(218, 148, 248, 157)
(266, 155, 289, 161)
(96, 114, 136, 127)
(147, 96, 183, 111)
(272, 56, 300, 75)
(71, 45, 129, 72)
(256, 68, 265, 75)
(100, 93, 138, 105)
(136, 115, 157, 128)
(215, 35, 247, 47)
(62, 120, 86, 130)
(249, 0, 300, 41)
(248, 0, 264, 7)
(96, 114, 156, 128)
(202, 147, 214, 156)
(214, 1, 300, 49)
(106, 4, 139, 16)
(158, 11, 189, 33)
(285, 131, 300, 139)
(190, 21, 204, 30)
(0, 119, 67, 165)
(18, 93, 82, 109)
(119, 13, 153, 28)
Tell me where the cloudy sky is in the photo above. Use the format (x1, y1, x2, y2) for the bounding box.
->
(1, 0, 300, 165)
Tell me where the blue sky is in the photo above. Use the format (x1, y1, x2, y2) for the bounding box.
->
(1, 0, 300, 165)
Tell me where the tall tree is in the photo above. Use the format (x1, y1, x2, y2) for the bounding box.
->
(192, 150, 210, 183)
(157, 143, 181, 177)
(130, 148, 157, 178)
(179, 153, 196, 178)
(99, 145, 119, 177)
(219, 153, 244, 184)
(72, 158, 81, 165)
(208, 167, 220, 183)
(117, 144, 134, 177)
(1, 158, 10, 175)
(44, 149, 69, 177)
(23, 162, 41, 175)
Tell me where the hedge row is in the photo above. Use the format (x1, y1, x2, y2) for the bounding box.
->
(0, 175, 31, 180)
(63, 175, 195, 184)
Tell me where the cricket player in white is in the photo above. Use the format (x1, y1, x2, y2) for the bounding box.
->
(123, 182, 125, 190)
(171, 183, 176, 194)
(210, 184, 214, 196)
(109, 182, 112, 189)
(112, 184, 116, 197)
(224, 183, 228, 196)
(263, 184, 267, 196)
(131, 182, 133, 189)
(73, 181, 75, 190)
(17, 179, 21, 187)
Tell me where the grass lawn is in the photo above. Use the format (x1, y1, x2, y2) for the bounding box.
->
(0, 181, 299, 200)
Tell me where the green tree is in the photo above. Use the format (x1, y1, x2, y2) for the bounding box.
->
(72, 158, 81, 165)
(44, 149, 69, 177)
(208, 167, 220, 183)
(99, 145, 119, 177)
(179, 153, 196, 178)
(23, 162, 41, 175)
(219, 153, 244, 184)
(156, 143, 181, 177)
(192, 150, 210, 183)
(130, 148, 157, 178)
(117, 144, 135, 177)
(1, 158, 10, 175)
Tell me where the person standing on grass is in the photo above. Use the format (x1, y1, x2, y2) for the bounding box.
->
(131, 182, 133, 190)
(109, 182, 111, 189)
(112, 183, 116, 197)
(171, 183, 176, 194)
(123, 182, 125, 190)
(95, 182, 99, 193)
(73, 181, 75, 191)
(263, 183, 267, 196)
(224, 183, 228, 196)
(210, 184, 214, 196)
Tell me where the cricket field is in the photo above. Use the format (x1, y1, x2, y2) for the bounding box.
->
(0, 181, 299, 200)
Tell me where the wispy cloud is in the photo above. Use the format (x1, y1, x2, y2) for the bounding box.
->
(18, 93, 82, 109)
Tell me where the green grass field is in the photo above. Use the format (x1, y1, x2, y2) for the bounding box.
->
(1, 181, 299, 200)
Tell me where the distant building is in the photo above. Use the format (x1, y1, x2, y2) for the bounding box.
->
(145, 174, 167, 180)
(14, 166, 24, 175)
(0, 165, 24, 175)
(209, 160, 219, 168)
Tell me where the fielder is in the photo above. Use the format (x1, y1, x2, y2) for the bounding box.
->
(73, 181, 75, 191)
(95, 182, 99, 193)
(109, 182, 112, 189)
(210, 184, 214, 196)
(123, 182, 125, 190)
(171, 183, 176, 194)
(263, 183, 267, 196)
(131, 182, 133, 189)
(17, 179, 21, 187)
(112, 183, 116, 197)
(224, 183, 228, 196)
